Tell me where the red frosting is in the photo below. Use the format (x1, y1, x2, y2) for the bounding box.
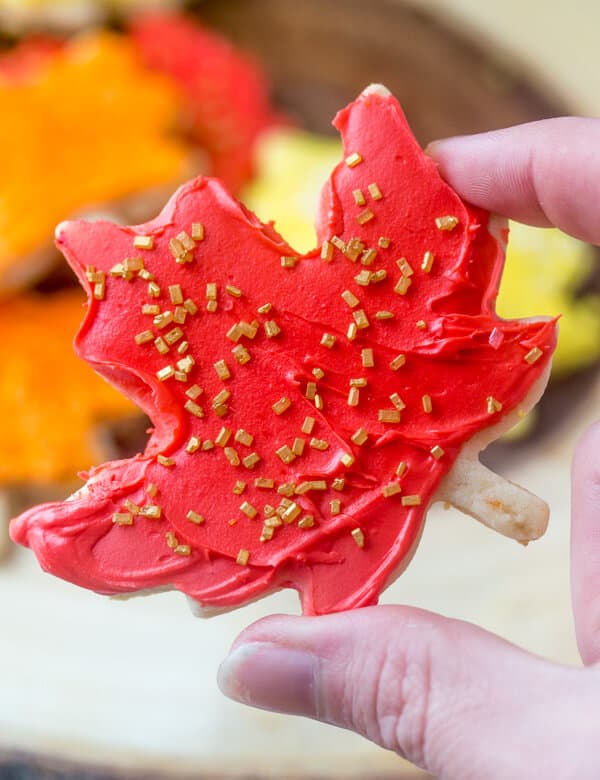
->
(10, 87, 556, 615)
(130, 12, 280, 193)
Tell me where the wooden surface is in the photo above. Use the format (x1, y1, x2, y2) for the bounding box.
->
(0, 1, 597, 779)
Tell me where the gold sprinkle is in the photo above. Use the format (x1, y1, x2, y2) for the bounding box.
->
(342, 289, 360, 308)
(309, 438, 329, 451)
(390, 354, 406, 370)
(330, 499, 341, 515)
(298, 515, 315, 529)
(177, 341, 189, 354)
(321, 241, 334, 261)
(226, 285, 242, 298)
(344, 237, 365, 261)
(353, 189, 366, 206)
(146, 484, 158, 497)
(356, 208, 375, 225)
(186, 436, 201, 454)
(396, 462, 407, 478)
(236, 549, 250, 566)
(184, 400, 204, 418)
(402, 494, 422, 507)
(177, 231, 196, 252)
(301, 416, 315, 435)
(378, 409, 401, 423)
(345, 152, 363, 167)
(215, 427, 232, 447)
(331, 235, 346, 252)
(206, 300, 218, 313)
(239, 321, 259, 339)
(281, 256, 298, 269)
(524, 347, 543, 364)
(314, 394, 324, 411)
(271, 396, 292, 414)
(361, 248, 377, 266)
(93, 281, 105, 301)
(321, 333, 336, 349)
(347, 387, 360, 407)
(355, 269, 371, 286)
(112, 512, 133, 526)
(312, 367, 325, 380)
(153, 311, 173, 330)
(257, 302, 272, 314)
(135, 330, 154, 345)
(430, 445, 445, 459)
(142, 304, 160, 315)
(264, 320, 281, 338)
(278, 483, 296, 497)
(260, 526, 275, 542)
(226, 324, 243, 342)
(361, 348, 374, 368)
(213, 389, 231, 408)
(378, 236, 391, 249)
(332, 477, 345, 491)
(341, 453, 355, 468)
(394, 277, 412, 296)
(124, 500, 139, 515)
(255, 477, 275, 489)
(157, 454, 175, 467)
(156, 366, 175, 382)
(242, 452, 261, 469)
(166, 531, 178, 549)
(201, 440, 214, 451)
(123, 256, 144, 274)
(382, 482, 401, 498)
(164, 327, 183, 346)
(191, 222, 204, 241)
(422, 395, 433, 413)
(228, 519, 237, 527)
(177, 355, 195, 374)
(263, 507, 277, 521)
(292, 437, 305, 456)
(347, 322, 358, 341)
(148, 281, 161, 298)
(368, 182, 383, 200)
(305, 382, 317, 401)
(375, 310, 394, 320)
(235, 429, 254, 447)
(351, 528, 365, 548)
(353, 309, 370, 329)
(240, 501, 258, 519)
(224, 447, 240, 466)
(350, 377, 367, 387)
(186, 510, 205, 525)
(140, 504, 161, 519)
(282, 502, 302, 524)
(174, 371, 188, 383)
(214, 360, 231, 381)
(233, 480, 247, 495)
(422, 251, 435, 273)
(133, 235, 154, 250)
(232, 344, 251, 364)
(184, 298, 198, 315)
(168, 285, 183, 305)
(186, 385, 203, 400)
(370, 269, 387, 283)
(174, 544, 191, 556)
(390, 393, 406, 411)
(435, 215, 459, 231)
(397, 257, 414, 277)
(351, 427, 368, 446)
(416, 320, 427, 330)
(138, 269, 153, 281)
(275, 445, 296, 464)
(487, 396, 503, 414)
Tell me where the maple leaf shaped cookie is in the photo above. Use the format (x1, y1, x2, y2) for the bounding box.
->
(10, 86, 557, 615)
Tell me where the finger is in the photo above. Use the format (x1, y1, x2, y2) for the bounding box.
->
(427, 117, 600, 244)
(571, 420, 600, 664)
(218, 607, 594, 779)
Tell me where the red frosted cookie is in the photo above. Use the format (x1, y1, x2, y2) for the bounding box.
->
(10, 86, 557, 615)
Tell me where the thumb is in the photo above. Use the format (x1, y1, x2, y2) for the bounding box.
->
(218, 606, 597, 780)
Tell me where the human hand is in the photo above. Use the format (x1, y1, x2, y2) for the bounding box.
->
(218, 118, 600, 779)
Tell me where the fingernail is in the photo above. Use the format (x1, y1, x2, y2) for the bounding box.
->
(218, 642, 317, 717)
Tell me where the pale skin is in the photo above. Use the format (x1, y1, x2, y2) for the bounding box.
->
(218, 118, 600, 779)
